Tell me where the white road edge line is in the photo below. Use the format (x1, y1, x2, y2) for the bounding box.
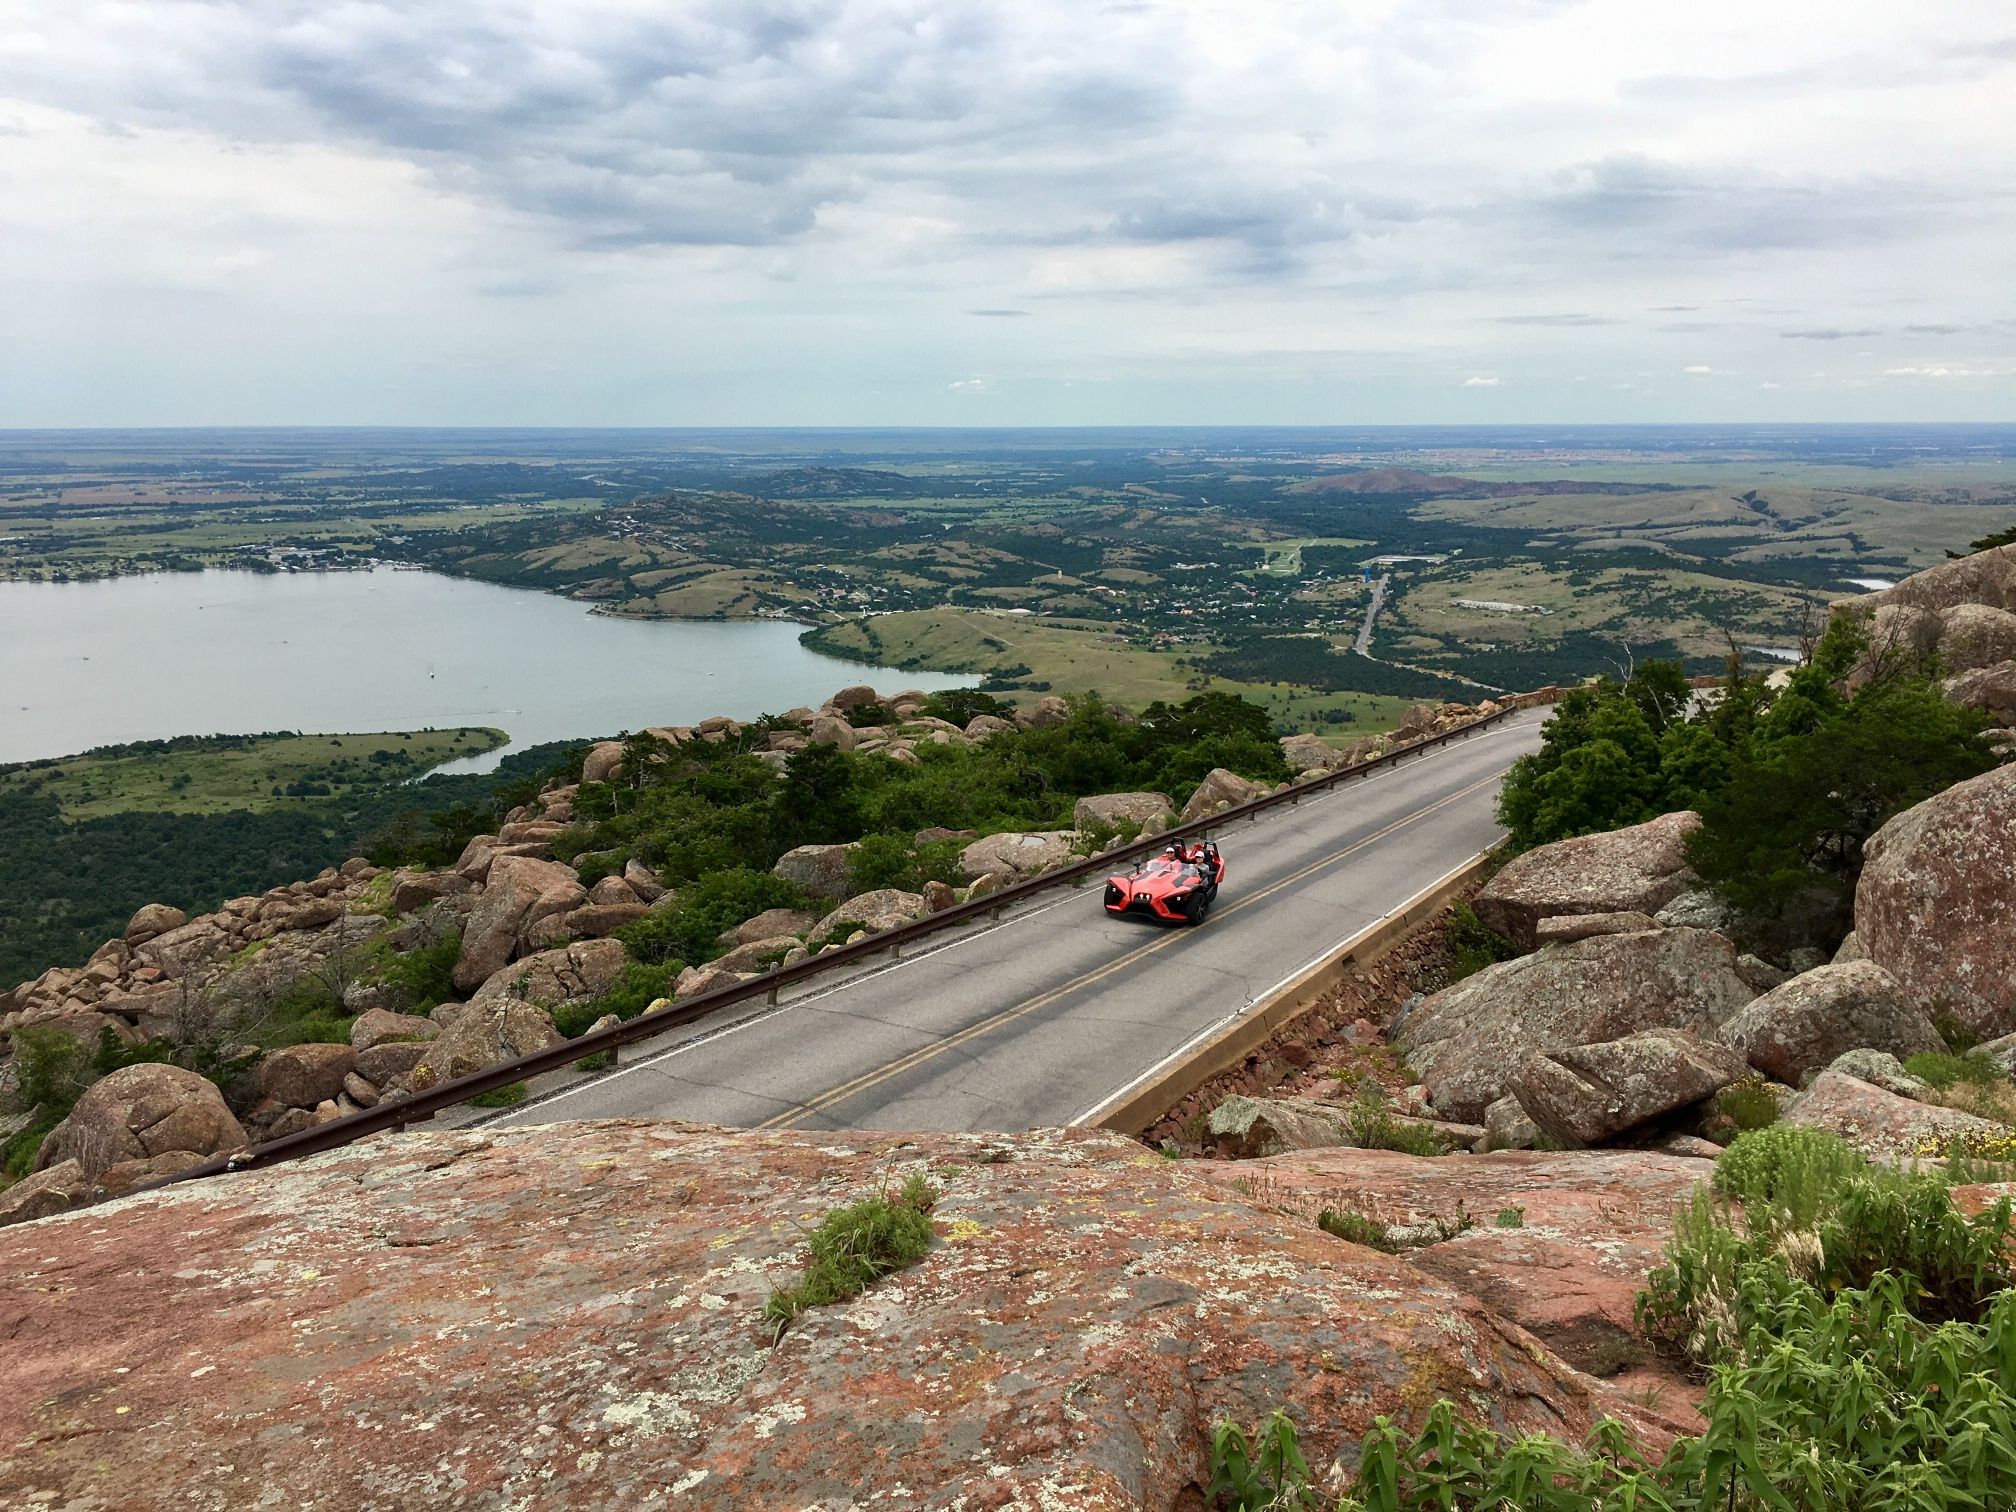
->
(484, 717, 1533, 1124)
(1065, 849, 1490, 1128)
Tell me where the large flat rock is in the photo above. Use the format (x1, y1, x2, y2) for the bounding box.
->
(0, 1124, 1657, 1510)
(1202, 1148, 1708, 1396)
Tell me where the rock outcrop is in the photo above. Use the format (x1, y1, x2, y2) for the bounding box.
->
(821, 888, 926, 936)
(1507, 1031, 1750, 1147)
(1072, 791, 1174, 830)
(452, 854, 584, 993)
(1854, 762, 2016, 1040)
(1203, 1147, 1709, 1385)
(1207, 1094, 1353, 1157)
(123, 903, 187, 946)
(1180, 767, 1267, 822)
(1277, 733, 1335, 774)
(0, 1124, 1666, 1509)
(1781, 1069, 2001, 1163)
(770, 842, 857, 900)
(1473, 812, 1701, 949)
(1533, 910, 1658, 945)
(959, 829, 1075, 881)
(1715, 961, 1943, 1084)
(466, 939, 629, 1013)
(1855, 541, 2016, 615)
(257, 1042, 356, 1109)
(0, 1159, 91, 1228)
(1398, 928, 1756, 1122)
(579, 740, 626, 784)
(1944, 661, 2016, 726)
(405, 1000, 565, 1092)
(723, 906, 821, 946)
(33, 1063, 245, 1182)
(1935, 603, 2016, 674)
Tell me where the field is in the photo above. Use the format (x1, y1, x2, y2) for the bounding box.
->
(807, 607, 1418, 737)
(0, 728, 507, 819)
(5, 425, 2013, 721)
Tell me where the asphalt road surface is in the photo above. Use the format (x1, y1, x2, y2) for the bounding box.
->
(1353, 573, 1390, 655)
(486, 710, 1545, 1136)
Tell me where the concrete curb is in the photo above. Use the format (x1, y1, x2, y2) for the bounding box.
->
(1079, 850, 1495, 1135)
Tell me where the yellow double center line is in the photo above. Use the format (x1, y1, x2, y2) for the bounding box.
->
(754, 765, 1509, 1130)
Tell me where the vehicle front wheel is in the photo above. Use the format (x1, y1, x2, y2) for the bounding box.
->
(1184, 892, 1210, 926)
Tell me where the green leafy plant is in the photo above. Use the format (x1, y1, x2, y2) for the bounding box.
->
(550, 961, 681, 1038)
(1902, 1050, 2002, 1091)
(1213, 1279, 2016, 1510)
(1205, 1412, 1323, 1512)
(1494, 1206, 1525, 1229)
(1932, 1006, 1980, 1054)
(615, 867, 813, 966)
(468, 1080, 529, 1109)
(1645, 1125, 2014, 1362)
(1443, 901, 1519, 983)
(1343, 1091, 1450, 1157)
(1712, 1074, 1781, 1134)
(374, 928, 462, 1012)
(1318, 1208, 1394, 1252)
(763, 1171, 940, 1338)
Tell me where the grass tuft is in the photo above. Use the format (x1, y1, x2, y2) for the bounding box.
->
(763, 1171, 940, 1338)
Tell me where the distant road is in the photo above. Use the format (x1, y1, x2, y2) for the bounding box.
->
(1354, 573, 1390, 655)
(485, 710, 1545, 1135)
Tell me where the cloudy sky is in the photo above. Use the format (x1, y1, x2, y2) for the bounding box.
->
(1, 0, 2011, 426)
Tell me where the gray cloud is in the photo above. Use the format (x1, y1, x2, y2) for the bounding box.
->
(0, 0, 2011, 424)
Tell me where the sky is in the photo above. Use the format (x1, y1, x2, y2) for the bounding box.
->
(0, 0, 2012, 427)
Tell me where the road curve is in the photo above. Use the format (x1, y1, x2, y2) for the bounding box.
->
(485, 710, 1545, 1136)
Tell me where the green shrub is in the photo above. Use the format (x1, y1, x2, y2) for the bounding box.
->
(763, 1172, 939, 1337)
(1709, 1123, 1864, 1220)
(1932, 1005, 1979, 1054)
(1443, 901, 1519, 983)
(1712, 1074, 1781, 1133)
(918, 689, 1011, 727)
(1344, 1092, 1451, 1157)
(1213, 1281, 2016, 1511)
(616, 868, 812, 966)
(1902, 1050, 2001, 1091)
(1318, 1208, 1394, 1252)
(376, 929, 462, 1012)
(1647, 1127, 2013, 1360)
(1206, 1412, 1322, 1512)
(9, 1026, 94, 1119)
(468, 1080, 529, 1109)
(844, 832, 914, 893)
(551, 962, 681, 1038)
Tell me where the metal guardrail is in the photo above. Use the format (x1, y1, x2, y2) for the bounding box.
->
(150, 701, 1526, 1190)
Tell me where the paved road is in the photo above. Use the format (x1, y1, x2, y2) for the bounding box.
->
(1354, 573, 1390, 655)
(486, 710, 1544, 1135)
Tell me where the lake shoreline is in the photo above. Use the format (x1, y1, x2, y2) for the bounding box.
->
(0, 567, 973, 771)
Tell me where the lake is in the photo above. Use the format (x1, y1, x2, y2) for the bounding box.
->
(0, 567, 972, 771)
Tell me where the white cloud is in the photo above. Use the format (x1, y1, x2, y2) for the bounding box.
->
(949, 377, 989, 393)
(0, 0, 2011, 421)
(1883, 365, 2010, 378)
(1682, 364, 1716, 374)
(1462, 375, 1501, 387)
